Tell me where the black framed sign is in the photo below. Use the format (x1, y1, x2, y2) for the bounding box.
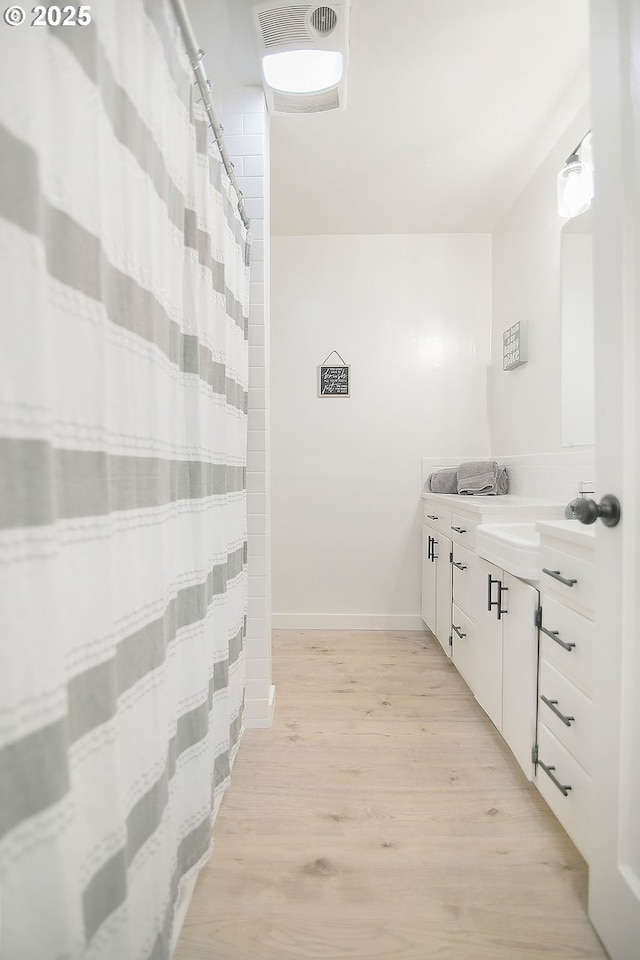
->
(318, 351, 350, 397)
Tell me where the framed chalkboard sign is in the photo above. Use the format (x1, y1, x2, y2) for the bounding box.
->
(318, 351, 350, 397)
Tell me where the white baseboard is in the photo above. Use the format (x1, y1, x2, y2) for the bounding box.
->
(272, 613, 426, 631)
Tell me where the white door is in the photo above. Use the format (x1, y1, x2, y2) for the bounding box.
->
(421, 526, 436, 633)
(501, 573, 538, 779)
(435, 533, 452, 653)
(474, 557, 503, 729)
(588, 1, 640, 955)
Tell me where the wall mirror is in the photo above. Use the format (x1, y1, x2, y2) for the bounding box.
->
(560, 206, 594, 446)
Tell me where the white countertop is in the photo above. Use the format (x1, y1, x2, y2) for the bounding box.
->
(422, 491, 565, 518)
(536, 518, 596, 547)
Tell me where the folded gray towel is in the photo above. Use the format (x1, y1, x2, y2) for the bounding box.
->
(457, 460, 508, 496)
(426, 467, 458, 494)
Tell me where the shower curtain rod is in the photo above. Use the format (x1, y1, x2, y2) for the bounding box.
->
(168, 0, 250, 230)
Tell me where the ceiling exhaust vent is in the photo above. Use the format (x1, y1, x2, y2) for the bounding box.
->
(254, 2, 350, 115)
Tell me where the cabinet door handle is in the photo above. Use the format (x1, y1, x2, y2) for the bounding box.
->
(540, 624, 575, 651)
(427, 535, 432, 561)
(542, 568, 578, 587)
(497, 582, 508, 620)
(487, 574, 500, 613)
(451, 525, 467, 534)
(427, 514, 439, 520)
(431, 538, 439, 561)
(452, 561, 467, 571)
(452, 624, 467, 639)
(538, 759, 572, 797)
(540, 695, 575, 727)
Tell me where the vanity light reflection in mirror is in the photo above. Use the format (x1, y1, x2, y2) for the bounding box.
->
(560, 206, 594, 446)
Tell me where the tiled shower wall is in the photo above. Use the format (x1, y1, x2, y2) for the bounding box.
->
(220, 87, 274, 728)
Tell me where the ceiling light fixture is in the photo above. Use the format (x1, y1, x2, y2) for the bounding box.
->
(557, 132, 594, 219)
(262, 49, 343, 94)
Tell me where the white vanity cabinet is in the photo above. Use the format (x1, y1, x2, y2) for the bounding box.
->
(421, 505, 452, 655)
(534, 521, 595, 860)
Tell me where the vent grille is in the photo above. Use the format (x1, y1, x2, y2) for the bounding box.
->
(272, 88, 341, 113)
(257, 5, 312, 47)
(310, 5, 337, 36)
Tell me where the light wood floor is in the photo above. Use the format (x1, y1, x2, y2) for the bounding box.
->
(175, 630, 609, 960)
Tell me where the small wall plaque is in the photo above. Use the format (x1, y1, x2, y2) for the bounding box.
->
(503, 321, 528, 370)
(318, 351, 350, 397)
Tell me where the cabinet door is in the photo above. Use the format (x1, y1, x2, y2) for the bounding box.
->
(473, 556, 503, 730)
(451, 603, 475, 690)
(435, 533, 452, 655)
(502, 572, 539, 778)
(421, 525, 436, 634)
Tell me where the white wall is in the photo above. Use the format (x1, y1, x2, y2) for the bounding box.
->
(271, 234, 491, 627)
(490, 103, 592, 458)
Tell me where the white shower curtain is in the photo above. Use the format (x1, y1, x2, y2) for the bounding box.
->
(0, 2, 248, 957)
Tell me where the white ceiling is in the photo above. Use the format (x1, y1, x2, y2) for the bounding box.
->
(187, 0, 590, 236)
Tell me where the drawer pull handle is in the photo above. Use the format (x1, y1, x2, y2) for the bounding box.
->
(452, 624, 467, 639)
(488, 574, 500, 612)
(542, 568, 578, 587)
(451, 525, 467, 534)
(540, 695, 575, 727)
(540, 624, 575, 651)
(538, 759, 572, 797)
(498, 582, 508, 620)
(452, 561, 467, 571)
(427, 514, 439, 520)
(427, 535, 432, 561)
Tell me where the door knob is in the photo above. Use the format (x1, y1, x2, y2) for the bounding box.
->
(569, 494, 621, 527)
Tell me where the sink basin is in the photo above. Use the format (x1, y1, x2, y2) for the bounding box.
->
(475, 522, 541, 580)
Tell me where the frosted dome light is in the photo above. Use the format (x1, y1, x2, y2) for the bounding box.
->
(262, 50, 343, 94)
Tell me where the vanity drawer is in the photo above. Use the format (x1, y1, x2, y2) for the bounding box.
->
(422, 504, 452, 536)
(451, 603, 475, 692)
(539, 595, 594, 697)
(451, 542, 481, 619)
(540, 545, 595, 618)
(450, 512, 479, 550)
(536, 723, 591, 860)
(538, 659, 592, 772)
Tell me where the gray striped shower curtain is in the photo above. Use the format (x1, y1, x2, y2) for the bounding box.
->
(0, 2, 248, 957)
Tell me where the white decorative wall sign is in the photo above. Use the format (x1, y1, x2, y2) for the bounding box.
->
(503, 320, 528, 370)
(318, 350, 350, 397)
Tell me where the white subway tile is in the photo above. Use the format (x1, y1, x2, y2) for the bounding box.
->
(243, 113, 265, 134)
(248, 387, 266, 410)
(247, 430, 266, 452)
(247, 449, 266, 472)
(249, 365, 265, 389)
(237, 177, 265, 199)
(248, 513, 267, 537)
(244, 634, 271, 659)
(249, 240, 264, 263)
(228, 156, 243, 176)
(248, 575, 267, 599)
(245, 678, 270, 700)
(219, 114, 243, 136)
(244, 657, 270, 680)
(247, 534, 267, 557)
(247, 552, 267, 576)
(248, 408, 266, 431)
(248, 493, 267, 515)
(249, 219, 264, 240)
(243, 697, 269, 721)
(249, 323, 265, 347)
(222, 88, 264, 114)
(224, 135, 264, 157)
(249, 345, 265, 368)
(250, 260, 265, 284)
(249, 303, 265, 325)
(250, 282, 264, 305)
(244, 197, 265, 219)
(243, 155, 265, 177)
(248, 596, 267, 618)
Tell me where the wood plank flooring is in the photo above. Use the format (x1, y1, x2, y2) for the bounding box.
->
(175, 630, 609, 960)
